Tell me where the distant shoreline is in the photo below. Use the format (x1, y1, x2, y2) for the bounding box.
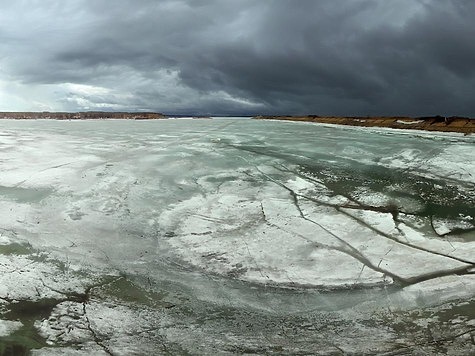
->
(1, 112, 474, 134)
(253, 115, 475, 134)
(0, 111, 167, 120)
(0, 112, 220, 121)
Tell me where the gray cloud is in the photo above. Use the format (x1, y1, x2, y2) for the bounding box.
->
(1, 0, 474, 115)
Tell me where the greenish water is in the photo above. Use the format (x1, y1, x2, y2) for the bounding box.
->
(0, 186, 52, 204)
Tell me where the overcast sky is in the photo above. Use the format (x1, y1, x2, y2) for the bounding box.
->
(1, 0, 474, 116)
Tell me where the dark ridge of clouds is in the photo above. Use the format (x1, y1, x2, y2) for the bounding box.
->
(0, 0, 475, 115)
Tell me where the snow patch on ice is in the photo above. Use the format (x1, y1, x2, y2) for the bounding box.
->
(0, 253, 96, 301)
(389, 275, 475, 310)
(0, 320, 23, 337)
(163, 190, 391, 288)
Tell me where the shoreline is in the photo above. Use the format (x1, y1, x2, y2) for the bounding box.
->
(253, 115, 475, 134)
(0, 111, 166, 120)
(1, 112, 474, 134)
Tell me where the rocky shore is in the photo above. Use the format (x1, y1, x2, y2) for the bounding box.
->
(254, 115, 475, 134)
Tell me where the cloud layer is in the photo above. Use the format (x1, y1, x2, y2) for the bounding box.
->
(1, 0, 474, 115)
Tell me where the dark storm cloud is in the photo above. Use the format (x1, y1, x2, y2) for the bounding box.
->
(1, 0, 475, 115)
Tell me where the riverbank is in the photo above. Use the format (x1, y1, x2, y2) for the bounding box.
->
(254, 115, 475, 134)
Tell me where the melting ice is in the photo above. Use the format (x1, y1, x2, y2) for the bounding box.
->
(0, 118, 474, 354)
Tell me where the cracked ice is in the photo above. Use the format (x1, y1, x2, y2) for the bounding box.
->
(0, 118, 474, 354)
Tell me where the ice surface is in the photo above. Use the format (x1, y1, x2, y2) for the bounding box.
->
(0, 118, 474, 354)
(0, 320, 22, 337)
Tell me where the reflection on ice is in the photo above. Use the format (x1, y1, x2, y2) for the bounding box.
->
(0, 119, 474, 354)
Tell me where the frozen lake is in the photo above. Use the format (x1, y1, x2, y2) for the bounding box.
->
(0, 118, 474, 354)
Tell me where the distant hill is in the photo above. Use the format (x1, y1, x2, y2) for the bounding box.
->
(0, 111, 165, 120)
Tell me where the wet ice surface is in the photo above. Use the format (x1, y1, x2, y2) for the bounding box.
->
(0, 118, 474, 354)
